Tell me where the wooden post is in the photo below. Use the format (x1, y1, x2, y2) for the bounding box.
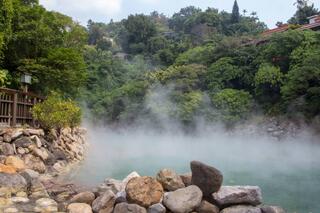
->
(12, 93, 18, 127)
(32, 97, 37, 126)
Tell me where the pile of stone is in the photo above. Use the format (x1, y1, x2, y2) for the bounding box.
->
(0, 157, 285, 212)
(0, 127, 87, 175)
(67, 161, 285, 213)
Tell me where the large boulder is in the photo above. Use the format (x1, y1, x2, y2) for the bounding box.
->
(32, 147, 49, 161)
(13, 137, 33, 148)
(261, 206, 286, 213)
(0, 173, 27, 196)
(22, 154, 46, 174)
(5, 156, 25, 171)
(0, 143, 14, 155)
(67, 203, 93, 213)
(114, 203, 147, 213)
(196, 200, 219, 213)
(0, 163, 17, 174)
(148, 203, 166, 213)
(220, 205, 261, 213)
(212, 186, 262, 206)
(126, 176, 164, 208)
(70, 191, 95, 205)
(24, 129, 44, 137)
(190, 161, 223, 196)
(163, 185, 202, 213)
(156, 168, 185, 191)
(92, 190, 116, 213)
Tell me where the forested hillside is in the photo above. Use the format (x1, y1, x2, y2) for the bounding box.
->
(0, 0, 319, 126)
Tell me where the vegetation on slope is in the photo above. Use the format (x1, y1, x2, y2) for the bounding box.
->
(0, 0, 319, 126)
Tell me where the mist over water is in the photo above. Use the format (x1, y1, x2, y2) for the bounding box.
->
(72, 122, 320, 213)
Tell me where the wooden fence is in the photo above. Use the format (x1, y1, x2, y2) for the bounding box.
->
(0, 88, 44, 127)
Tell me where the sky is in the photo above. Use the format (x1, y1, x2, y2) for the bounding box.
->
(39, 0, 320, 28)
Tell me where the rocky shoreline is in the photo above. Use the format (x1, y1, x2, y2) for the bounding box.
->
(0, 127, 286, 213)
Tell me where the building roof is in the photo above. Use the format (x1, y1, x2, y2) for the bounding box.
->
(299, 21, 320, 30)
(261, 24, 290, 36)
(262, 15, 320, 37)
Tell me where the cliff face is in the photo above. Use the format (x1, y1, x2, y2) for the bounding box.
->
(0, 127, 87, 175)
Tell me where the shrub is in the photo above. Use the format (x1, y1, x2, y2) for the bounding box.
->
(212, 89, 253, 124)
(32, 93, 82, 130)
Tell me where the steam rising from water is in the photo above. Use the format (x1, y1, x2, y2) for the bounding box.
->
(73, 122, 320, 212)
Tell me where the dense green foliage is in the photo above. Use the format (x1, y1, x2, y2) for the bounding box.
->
(0, 0, 87, 97)
(212, 89, 253, 123)
(32, 93, 82, 130)
(1, 0, 320, 127)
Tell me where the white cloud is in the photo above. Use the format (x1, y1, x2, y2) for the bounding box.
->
(40, 0, 122, 24)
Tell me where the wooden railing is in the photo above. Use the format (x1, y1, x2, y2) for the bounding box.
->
(0, 88, 44, 127)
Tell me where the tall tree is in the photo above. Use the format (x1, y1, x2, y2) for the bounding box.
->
(288, 0, 319, 25)
(231, 0, 240, 23)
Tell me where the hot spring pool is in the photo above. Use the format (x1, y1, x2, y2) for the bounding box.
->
(73, 126, 320, 213)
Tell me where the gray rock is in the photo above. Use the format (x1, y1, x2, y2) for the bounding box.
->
(180, 173, 192, 187)
(114, 203, 147, 213)
(70, 191, 95, 205)
(29, 179, 49, 199)
(92, 190, 116, 213)
(104, 178, 124, 194)
(212, 186, 262, 206)
(67, 203, 93, 213)
(220, 205, 261, 213)
(196, 201, 219, 213)
(156, 169, 185, 191)
(191, 161, 223, 196)
(0, 143, 14, 155)
(11, 130, 23, 140)
(3, 134, 11, 143)
(34, 198, 58, 212)
(148, 203, 166, 213)
(163, 185, 202, 213)
(0, 173, 27, 196)
(261, 206, 286, 213)
(20, 169, 40, 187)
(13, 137, 33, 148)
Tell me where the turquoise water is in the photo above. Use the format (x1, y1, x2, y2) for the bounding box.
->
(74, 126, 320, 213)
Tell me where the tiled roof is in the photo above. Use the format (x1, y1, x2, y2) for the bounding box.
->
(299, 22, 320, 30)
(261, 24, 290, 36)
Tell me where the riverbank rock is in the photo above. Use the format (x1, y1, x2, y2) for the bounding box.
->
(220, 205, 261, 213)
(196, 200, 219, 213)
(163, 185, 202, 213)
(156, 168, 185, 191)
(13, 137, 32, 148)
(92, 190, 116, 213)
(261, 206, 286, 213)
(148, 203, 166, 213)
(5, 156, 25, 171)
(0, 164, 16, 174)
(34, 198, 58, 212)
(212, 186, 262, 206)
(0, 173, 27, 196)
(114, 203, 147, 213)
(126, 176, 163, 208)
(67, 203, 93, 213)
(22, 154, 46, 174)
(0, 143, 14, 155)
(180, 173, 192, 187)
(191, 161, 223, 196)
(70, 191, 95, 205)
